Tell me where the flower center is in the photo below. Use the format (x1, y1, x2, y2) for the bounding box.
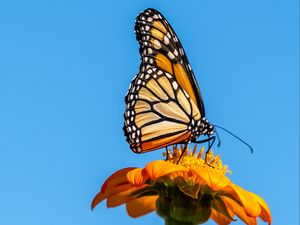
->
(164, 145, 230, 175)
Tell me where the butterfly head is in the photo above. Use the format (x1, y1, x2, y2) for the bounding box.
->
(201, 118, 215, 136)
(190, 117, 215, 142)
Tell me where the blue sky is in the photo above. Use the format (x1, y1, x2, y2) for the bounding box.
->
(0, 1, 298, 225)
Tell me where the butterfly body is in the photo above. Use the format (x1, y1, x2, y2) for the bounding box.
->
(124, 8, 215, 153)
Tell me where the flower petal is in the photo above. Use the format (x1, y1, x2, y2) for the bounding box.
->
(91, 192, 105, 209)
(145, 160, 188, 179)
(248, 192, 272, 224)
(210, 209, 232, 225)
(104, 183, 133, 197)
(228, 184, 261, 217)
(101, 167, 136, 193)
(191, 167, 231, 190)
(92, 168, 136, 209)
(126, 196, 158, 218)
(127, 168, 148, 186)
(223, 196, 258, 225)
(107, 186, 146, 207)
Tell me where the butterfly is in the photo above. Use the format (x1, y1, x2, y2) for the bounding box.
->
(123, 8, 215, 154)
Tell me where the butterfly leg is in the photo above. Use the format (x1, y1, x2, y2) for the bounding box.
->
(164, 147, 169, 161)
(194, 136, 215, 145)
(176, 144, 187, 164)
(205, 136, 216, 165)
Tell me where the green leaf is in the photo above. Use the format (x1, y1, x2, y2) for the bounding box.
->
(129, 186, 159, 197)
(129, 176, 176, 198)
(211, 196, 235, 221)
(174, 177, 200, 199)
(154, 176, 175, 188)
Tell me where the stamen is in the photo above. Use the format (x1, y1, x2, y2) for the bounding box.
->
(163, 146, 230, 174)
(197, 147, 204, 159)
(192, 144, 197, 155)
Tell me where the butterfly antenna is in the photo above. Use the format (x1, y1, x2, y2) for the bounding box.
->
(214, 128, 221, 147)
(214, 125, 253, 154)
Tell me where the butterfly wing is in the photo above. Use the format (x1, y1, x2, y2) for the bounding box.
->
(124, 67, 198, 153)
(135, 8, 205, 115)
(124, 8, 204, 153)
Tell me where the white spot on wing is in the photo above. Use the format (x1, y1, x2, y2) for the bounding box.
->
(183, 90, 189, 98)
(163, 35, 169, 45)
(179, 48, 184, 55)
(173, 49, 178, 56)
(153, 39, 161, 49)
(172, 81, 178, 90)
(165, 72, 172, 78)
(167, 51, 175, 60)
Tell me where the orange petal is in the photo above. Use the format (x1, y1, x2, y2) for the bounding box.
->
(210, 208, 232, 225)
(228, 184, 261, 217)
(223, 196, 258, 225)
(104, 183, 133, 197)
(191, 167, 231, 190)
(145, 160, 188, 179)
(127, 168, 148, 186)
(101, 167, 136, 193)
(106, 186, 144, 207)
(91, 192, 105, 209)
(92, 168, 136, 209)
(126, 196, 158, 218)
(249, 192, 272, 224)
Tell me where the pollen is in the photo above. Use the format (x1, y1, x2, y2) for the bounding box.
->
(164, 145, 231, 175)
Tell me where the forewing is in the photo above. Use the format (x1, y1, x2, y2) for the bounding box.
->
(135, 8, 205, 116)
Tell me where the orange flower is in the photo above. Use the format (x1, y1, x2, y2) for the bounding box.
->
(92, 146, 272, 225)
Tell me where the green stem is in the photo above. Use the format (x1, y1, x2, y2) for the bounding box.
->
(164, 218, 196, 225)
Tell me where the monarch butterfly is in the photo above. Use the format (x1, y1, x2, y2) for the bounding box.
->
(123, 8, 215, 154)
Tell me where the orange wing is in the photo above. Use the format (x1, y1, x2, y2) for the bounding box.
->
(124, 8, 205, 153)
(124, 67, 200, 153)
(135, 8, 205, 115)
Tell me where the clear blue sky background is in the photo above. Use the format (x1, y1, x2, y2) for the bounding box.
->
(0, 1, 298, 225)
